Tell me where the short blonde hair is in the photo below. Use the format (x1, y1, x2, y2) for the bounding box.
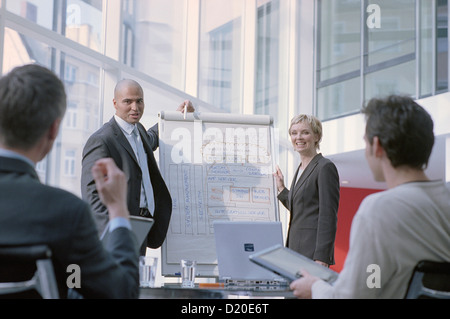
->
(289, 114, 323, 150)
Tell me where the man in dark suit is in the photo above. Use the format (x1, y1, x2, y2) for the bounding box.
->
(81, 79, 194, 250)
(0, 64, 138, 298)
(275, 115, 340, 267)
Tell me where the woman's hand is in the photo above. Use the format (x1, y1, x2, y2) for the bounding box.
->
(273, 165, 286, 193)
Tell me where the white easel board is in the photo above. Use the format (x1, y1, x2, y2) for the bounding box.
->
(159, 111, 279, 277)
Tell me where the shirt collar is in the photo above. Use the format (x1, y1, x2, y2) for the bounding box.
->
(114, 115, 137, 136)
(0, 148, 35, 168)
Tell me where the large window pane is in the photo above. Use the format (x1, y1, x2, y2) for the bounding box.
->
(319, 0, 361, 81)
(123, 0, 186, 90)
(316, 0, 447, 120)
(2, 29, 53, 182)
(2, 29, 101, 195)
(367, 0, 415, 66)
(255, 0, 280, 125)
(6, 0, 55, 30)
(65, 0, 103, 52)
(198, 0, 243, 113)
(59, 54, 100, 195)
(436, 0, 449, 92)
(7, 0, 103, 53)
(420, 0, 434, 97)
(365, 60, 416, 100)
(3, 28, 53, 74)
(317, 77, 361, 120)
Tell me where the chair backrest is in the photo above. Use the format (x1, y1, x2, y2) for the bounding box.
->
(0, 245, 59, 299)
(405, 260, 450, 299)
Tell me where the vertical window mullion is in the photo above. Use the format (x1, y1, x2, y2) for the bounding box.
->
(416, 0, 421, 99)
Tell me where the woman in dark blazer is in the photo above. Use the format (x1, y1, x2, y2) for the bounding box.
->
(274, 115, 340, 267)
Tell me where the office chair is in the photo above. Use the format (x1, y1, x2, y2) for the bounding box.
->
(405, 260, 450, 299)
(0, 245, 59, 299)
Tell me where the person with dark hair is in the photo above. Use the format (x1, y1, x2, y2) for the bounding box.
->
(290, 95, 450, 299)
(274, 114, 340, 267)
(0, 64, 139, 299)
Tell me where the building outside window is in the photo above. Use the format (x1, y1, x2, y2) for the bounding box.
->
(0, 0, 448, 198)
(255, 0, 280, 126)
(198, 0, 243, 113)
(122, 0, 187, 90)
(64, 150, 76, 177)
(316, 0, 448, 120)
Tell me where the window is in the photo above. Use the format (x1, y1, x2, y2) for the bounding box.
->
(7, 0, 103, 52)
(2, 28, 101, 195)
(255, 0, 280, 125)
(364, 0, 416, 101)
(1, 0, 220, 199)
(199, 0, 243, 113)
(65, 103, 78, 129)
(65, 0, 103, 52)
(122, 0, 187, 90)
(64, 150, 76, 177)
(436, 0, 449, 92)
(7, 0, 54, 29)
(316, 0, 448, 120)
(317, 0, 361, 119)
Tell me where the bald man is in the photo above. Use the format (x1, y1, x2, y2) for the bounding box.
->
(81, 79, 194, 251)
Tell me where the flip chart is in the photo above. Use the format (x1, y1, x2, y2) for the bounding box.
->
(159, 111, 279, 277)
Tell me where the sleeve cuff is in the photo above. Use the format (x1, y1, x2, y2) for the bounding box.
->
(109, 217, 132, 232)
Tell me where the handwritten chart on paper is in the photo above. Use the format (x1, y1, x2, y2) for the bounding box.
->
(159, 112, 279, 277)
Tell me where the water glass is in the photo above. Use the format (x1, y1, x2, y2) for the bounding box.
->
(180, 259, 197, 288)
(139, 256, 157, 288)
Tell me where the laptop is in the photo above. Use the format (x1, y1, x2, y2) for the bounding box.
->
(101, 216, 154, 252)
(213, 221, 286, 285)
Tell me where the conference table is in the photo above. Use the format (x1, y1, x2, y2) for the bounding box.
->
(139, 283, 295, 299)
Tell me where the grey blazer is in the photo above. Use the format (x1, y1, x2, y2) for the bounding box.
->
(81, 117, 172, 249)
(278, 154, 340, 265)
(0, 156, 139, 298)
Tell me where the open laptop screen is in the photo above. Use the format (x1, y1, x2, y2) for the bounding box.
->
(213, 221, 284, 282)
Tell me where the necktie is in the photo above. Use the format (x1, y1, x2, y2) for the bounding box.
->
(132, 127, 155, 216)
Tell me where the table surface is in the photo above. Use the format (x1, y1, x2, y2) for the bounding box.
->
(139, 283, 295, 299)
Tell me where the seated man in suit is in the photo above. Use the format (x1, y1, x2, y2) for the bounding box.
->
(0, 64, 138, 299)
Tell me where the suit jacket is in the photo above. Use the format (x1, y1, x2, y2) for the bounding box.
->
(81, 117, 172, 249)
(278, 154, 340, 265)
(0, 156, 139, 299)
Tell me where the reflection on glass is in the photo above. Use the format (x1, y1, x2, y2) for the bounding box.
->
(6, 0, 103, 52)
(317, 77, 360, 120)
(319, 0, 361, 81)
(59, 53, 100, 195)
(6, 0, 55, 30)
(65, 0, 103, 52)
(199, 0, 243, 113)
(317, 0, 442, 120)
(2, 28, 53, 182)
(2, 28, 100, 195)
(365, 60, 416, 102)
(420, 0, 433, 97)
(436, 0, 449, 92)
(3, 28, 51, 74)
(367, 0, 415, 66)
(123, 0, 186, 90)
(255, 0, 280, 126)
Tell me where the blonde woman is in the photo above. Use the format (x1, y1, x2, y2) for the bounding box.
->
(274, 114, 340, 267)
